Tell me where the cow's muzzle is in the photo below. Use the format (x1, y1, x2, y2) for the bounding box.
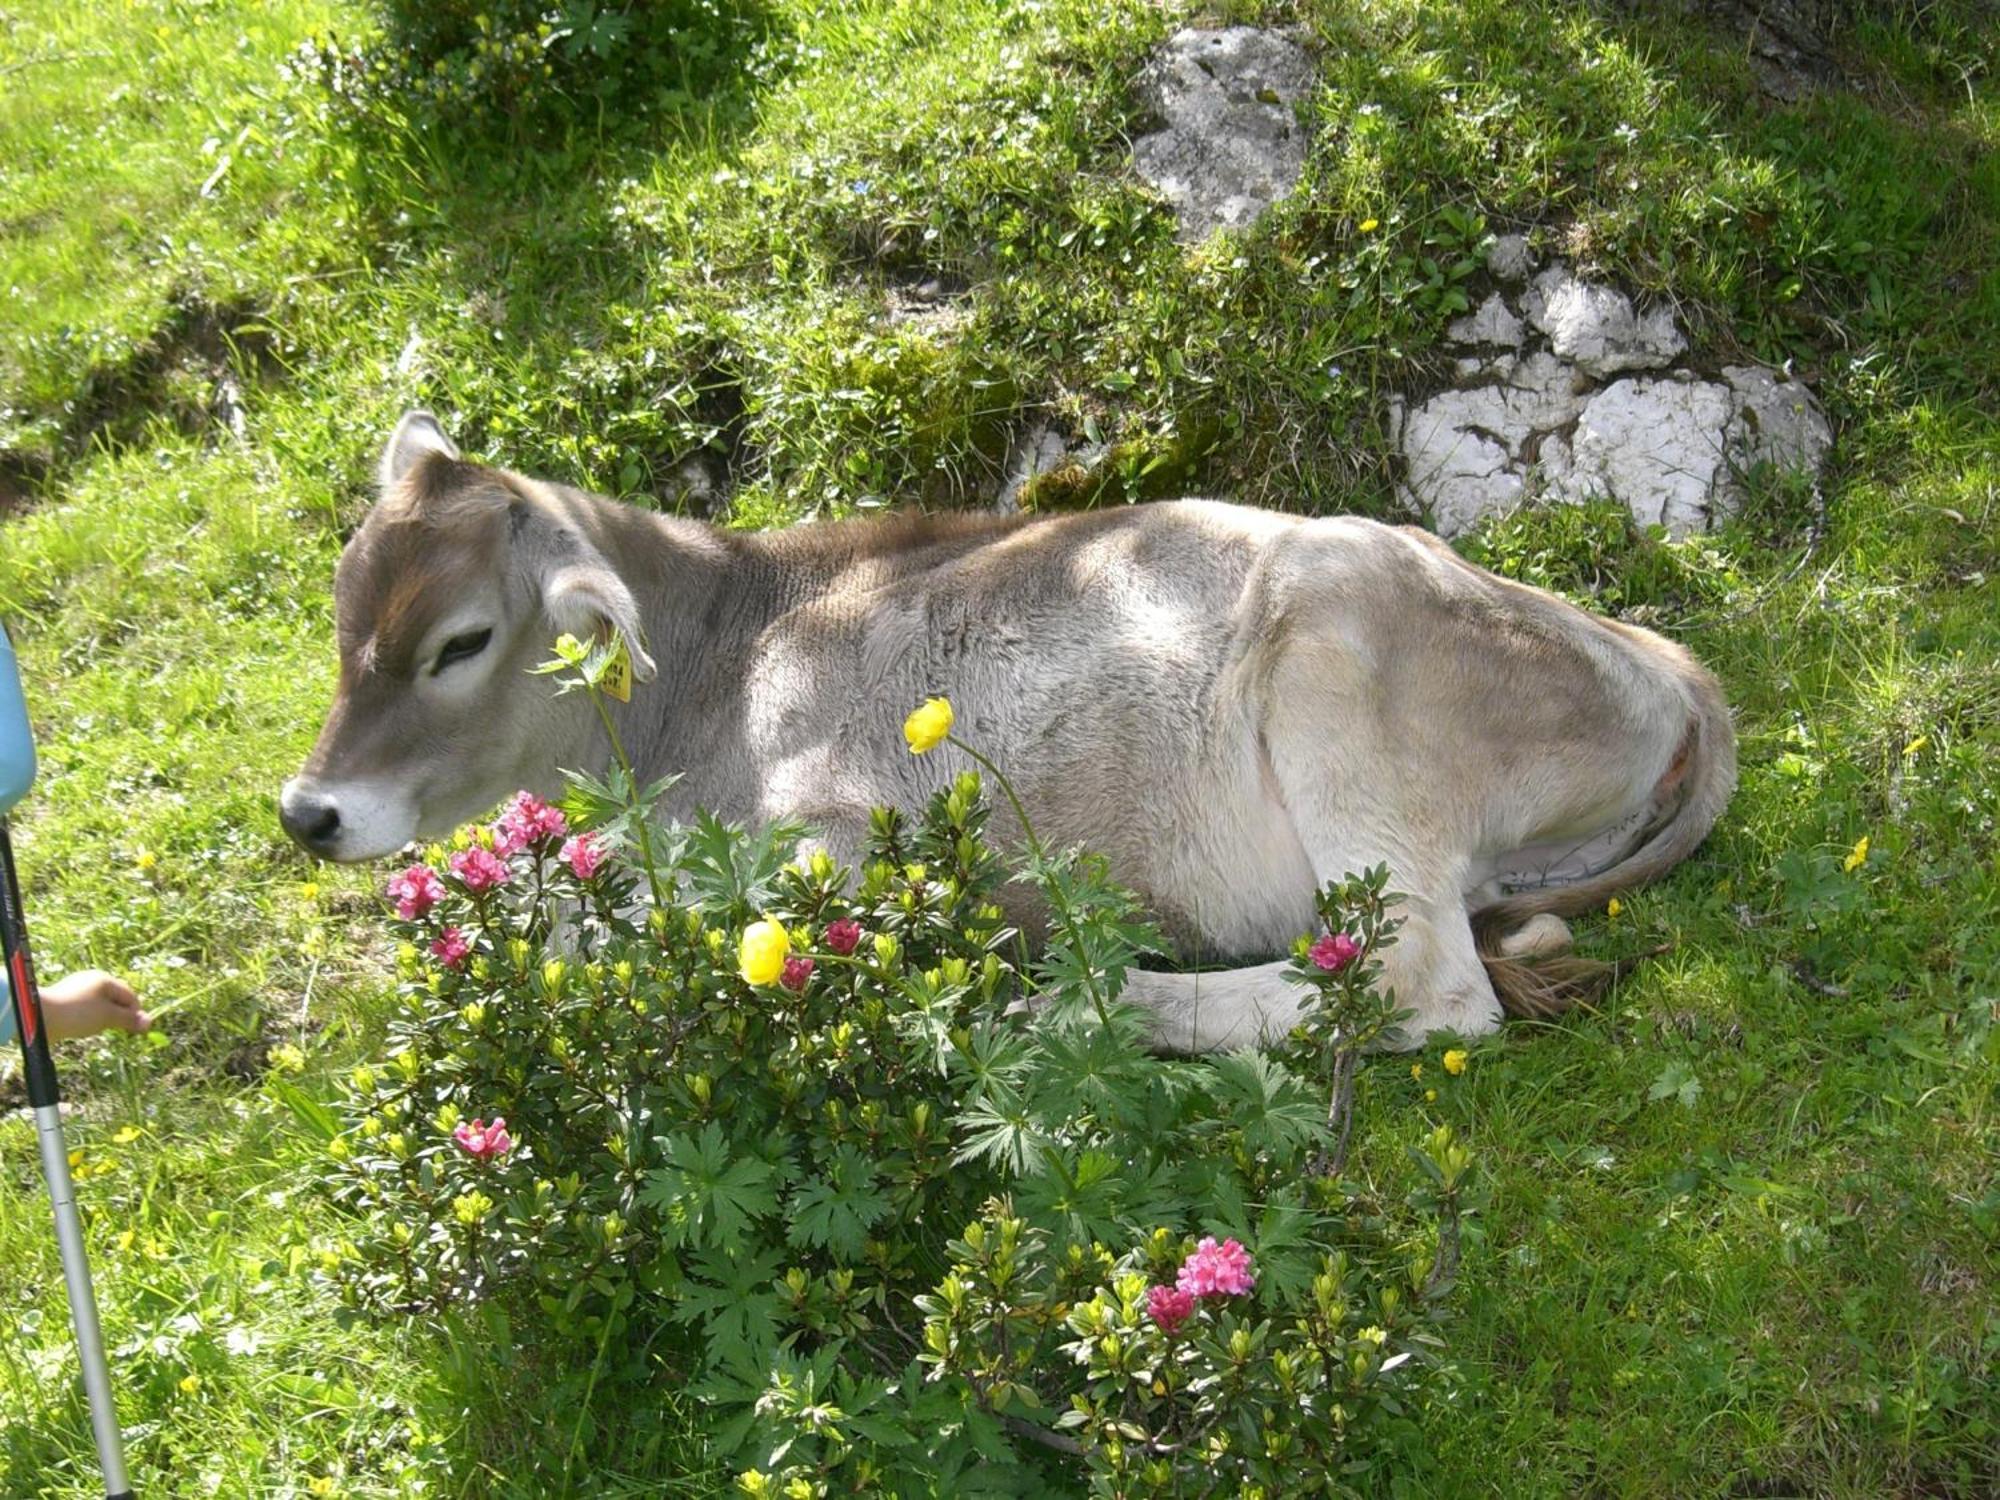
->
(279, 779, 344, 857)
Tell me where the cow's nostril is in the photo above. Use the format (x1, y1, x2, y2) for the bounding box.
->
(281, 791, 342, 852)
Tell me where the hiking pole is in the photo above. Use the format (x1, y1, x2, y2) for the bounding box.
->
(0, 622, 134, 1500)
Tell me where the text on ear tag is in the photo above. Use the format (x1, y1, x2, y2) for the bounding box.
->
(599, 638, 633, 703)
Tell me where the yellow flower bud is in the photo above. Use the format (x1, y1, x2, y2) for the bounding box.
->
(738, 918, 790, 986)
(902, 696, 954, 754)
(1442, 1049, 1468, 1077)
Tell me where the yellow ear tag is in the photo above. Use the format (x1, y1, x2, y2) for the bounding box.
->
(598, 638, 633, 703)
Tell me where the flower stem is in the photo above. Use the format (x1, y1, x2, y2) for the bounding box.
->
(587, 681, 666, 910)
(945, 735, 1109, 1029)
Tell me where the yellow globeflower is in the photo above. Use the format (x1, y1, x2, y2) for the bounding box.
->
(1843, 835, 1870, 873)
(1442, 1048, 1469, 1077)
(903, 696, 955, 754)
(738, 918, 791, 986)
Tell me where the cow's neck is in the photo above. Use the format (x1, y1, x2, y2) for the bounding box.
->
(564, 490, 765, 793)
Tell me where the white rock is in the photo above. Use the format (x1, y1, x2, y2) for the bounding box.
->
(1498, 351, 1590, 433)
(1520, 267, 1684, 378)
(1399, 386, 1529, 535)
(1395, 262, 1833, 538)
(1132, 28, 1317, 242)
(1487, 233, 1535, 283)
(1547, 377, 1736, 535)
(1447, 292, 1524, 348)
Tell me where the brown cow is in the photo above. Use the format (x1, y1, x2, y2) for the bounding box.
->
(282, 412, 1735, 1050)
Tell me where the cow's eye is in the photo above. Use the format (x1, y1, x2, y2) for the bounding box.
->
(432, 628, 493, 675)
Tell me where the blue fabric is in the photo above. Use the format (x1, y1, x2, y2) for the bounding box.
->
(1, 622, 36, 816)
(1, 967, 14, 1048)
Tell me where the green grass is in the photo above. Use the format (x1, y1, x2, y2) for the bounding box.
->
(2, 0, 1996, 1493)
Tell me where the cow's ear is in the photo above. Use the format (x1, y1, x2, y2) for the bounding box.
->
(543, 559, 659, 683)
(379, 410, 460, 490)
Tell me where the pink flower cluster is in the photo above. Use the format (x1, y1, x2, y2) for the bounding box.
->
(561, 832, 608, 881)
(453, 1116, 513, 1161)
(780, 955, 815, 992)
(824, 919, 863, 956)
(1148, 1236, 1256, 1333)
(450, 846, 510, 892)
(1177, 1236, 1257, 1298)
(1146, 1285, 1196, 1334)
(430, 927, 471, 968)
(491, 792, 567, 857)
(1309, 931, 1362, 973)
(387, 864, 445, 920)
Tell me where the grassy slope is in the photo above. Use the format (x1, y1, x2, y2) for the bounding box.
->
(1, 0, 1995, 1494)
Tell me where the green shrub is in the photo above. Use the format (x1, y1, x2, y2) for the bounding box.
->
(315, 636, 1480, 1493)
(292, 0, 754, 126)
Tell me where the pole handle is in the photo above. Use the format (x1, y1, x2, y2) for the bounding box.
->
(3, 822, 135, 1497)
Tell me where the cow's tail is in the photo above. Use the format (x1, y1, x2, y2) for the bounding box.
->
(1475, 667, 1738, 1020)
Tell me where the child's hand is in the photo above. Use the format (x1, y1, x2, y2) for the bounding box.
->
(41, 970, 152, 1043)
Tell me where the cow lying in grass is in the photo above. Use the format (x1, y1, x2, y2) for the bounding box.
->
(281, 411, 1736, 1051)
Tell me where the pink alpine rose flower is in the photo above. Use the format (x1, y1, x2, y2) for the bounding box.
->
(491, 791, 568, 856)
(824, 919, 863, 956)
(561, 833, 608, 881)
(387, 864, 446, 921)
(1175, 1236, 1256, 1299)
(1309, 932, 1362, 973)
(1147, 1284, 1195, 1334)
(430, 927, 472, 969)
(780, 955, 815, 993)
(453, 1116, 513, 1161)
(449, 846, 510, 892)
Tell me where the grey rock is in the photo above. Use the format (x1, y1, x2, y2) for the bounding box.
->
(1132, 27, 1316, 243)
(993, 422, 1109, 512)
(881, 276, 972, 338)
(663, 453, 727, 516)
(1547, 377, 1737, 535)
(1722, 364, 1834, 476)
(1447, 292, 1525, 348)
(1397, 259, 1832, 537)
(1520, 267, 1684, 378)
(1398, 387, 1526, 537)
(1487, 233, 1535, 283)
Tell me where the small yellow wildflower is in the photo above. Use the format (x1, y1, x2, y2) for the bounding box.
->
(738, 919, 791, 987)
(1425, 1088, 1437, 1102)
(270, 1043, 307, 1075)
(179, 1373, 201, 1395)
(111, 1124, 143, 1145)
(1607, 896, 1623, 918)
(134, 849, 158, 873)
(299, 881, 321, 903)
(1359, 217, 1380, 233)
(903, 696, 954, 754)
(1442, 1049, 1469, 1077)
(1901, 735, 1927, 758)
(1843, 835, 1870, 873)
(1410, 1062, 1423, 1080)
(308, 1478, 339, 1498)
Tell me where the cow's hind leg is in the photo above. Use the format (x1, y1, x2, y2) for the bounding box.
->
(1255, 663, 1501, 1050)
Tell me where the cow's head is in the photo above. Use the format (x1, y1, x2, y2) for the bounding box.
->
(279, 411, 657, 861)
